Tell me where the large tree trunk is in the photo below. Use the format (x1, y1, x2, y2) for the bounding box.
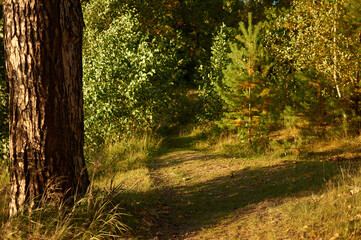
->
(4, 0, 89, 217)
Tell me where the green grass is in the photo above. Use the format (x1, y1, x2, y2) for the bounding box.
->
(2, 128, 361, 239)
(86, 135, 162, 176)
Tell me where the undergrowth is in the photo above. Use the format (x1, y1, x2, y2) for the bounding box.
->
(2, 128, 361, 239)
(0, 135, 162, 239)
(1, 184, 131, 239)
(86, 135, 162, 178)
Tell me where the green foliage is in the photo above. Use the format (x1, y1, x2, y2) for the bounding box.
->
(83, 3, 185, 148)
(216, 13, 271, 142)
(261, 0, 361, 137)
(341, 0, 361, 131)
(197, 23, 229, 121)
(265, 0, 360, 128)
(81, 0, 295, 149)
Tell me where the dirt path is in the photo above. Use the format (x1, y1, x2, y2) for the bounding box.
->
(141, 136, 357, 239)
(149, 150, 213, 239)
(146, 147, 274, 239)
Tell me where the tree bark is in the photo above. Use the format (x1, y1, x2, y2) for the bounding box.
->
(4, 0, 89, 216)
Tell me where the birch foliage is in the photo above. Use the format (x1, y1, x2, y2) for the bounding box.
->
(83, 3, 184, 147)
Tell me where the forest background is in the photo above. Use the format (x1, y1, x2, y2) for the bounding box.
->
(1, 0, 361, 238)
(0, 0, 359, 164)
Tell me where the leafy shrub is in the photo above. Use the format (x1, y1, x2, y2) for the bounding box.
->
(83, 2, 185, 148)
(197, 23, 229, 122)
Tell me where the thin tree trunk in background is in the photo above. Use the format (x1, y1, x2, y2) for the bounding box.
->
(354, 33, 361, 133)
(355, 69, 360, 132)
(4, 0, 89, 216)
(248, 86, 252, 144)
(332, 0, 348, 135)
(333, 0, 341, 99)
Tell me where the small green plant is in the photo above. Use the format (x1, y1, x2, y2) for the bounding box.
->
(215, 13, 272, 143)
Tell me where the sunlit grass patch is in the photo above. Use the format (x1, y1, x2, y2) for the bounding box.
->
(143, 128, 361, 239)
(95, 167, 154, 193)
(194, 131, 265, 158)
(86, 135, 162, 179)
(302, 136, 361, 157)
(247, 167, 361, 239)
(190, 165, 361, 239)
(181, 134, 361, 239)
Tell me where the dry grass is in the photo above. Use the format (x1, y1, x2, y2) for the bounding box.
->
(0, 135, 162, 240)
(192, 168, 361, 239)
(0, 184, 132, 239)
(138, 128, 361, 239)
(2, 129, 361, 239)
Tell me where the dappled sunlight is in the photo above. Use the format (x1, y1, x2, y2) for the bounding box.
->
(194, 171, 361, 239)
(310, 139, 361, 153)
(142, 139, 361, 239)
(301, 138, 361, 162)
(94, 168, 154, 193)
(2, 0, 361, 238)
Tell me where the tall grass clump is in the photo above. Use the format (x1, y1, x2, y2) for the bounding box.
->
(1, 183, 131, 239)
(0, 135, 161, 239)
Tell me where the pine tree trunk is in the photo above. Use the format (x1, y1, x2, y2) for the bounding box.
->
(4, 0, 89, 217)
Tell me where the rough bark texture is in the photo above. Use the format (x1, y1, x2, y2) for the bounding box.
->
(4, 0, 89, 216)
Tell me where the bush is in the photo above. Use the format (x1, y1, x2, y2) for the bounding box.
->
(83, 2, 185, 149)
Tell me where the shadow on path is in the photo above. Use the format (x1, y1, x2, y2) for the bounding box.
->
(130, 136, 361, 239)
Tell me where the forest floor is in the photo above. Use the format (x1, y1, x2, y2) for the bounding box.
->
(120, 132, 361, 239)
(2, 130, 361, 239)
